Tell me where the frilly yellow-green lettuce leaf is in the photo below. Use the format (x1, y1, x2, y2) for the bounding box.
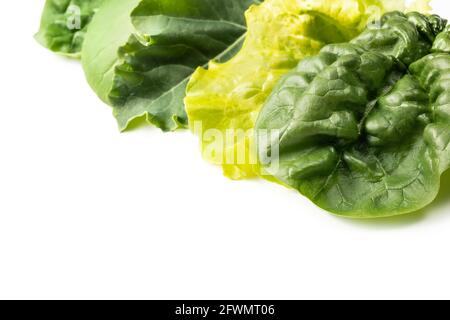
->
(185, 0, 431, 180)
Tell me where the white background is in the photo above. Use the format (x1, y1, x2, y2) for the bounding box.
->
(0, 0, 449, 300)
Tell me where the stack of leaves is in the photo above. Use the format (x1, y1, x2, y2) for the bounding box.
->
(36, 0, 450, 218)
(37, 0, 261, 131)
(256, 12, 449, 217)
(184, 0, 433, 179)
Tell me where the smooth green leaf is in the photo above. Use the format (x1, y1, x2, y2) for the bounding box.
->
(82, 0, 141, 103)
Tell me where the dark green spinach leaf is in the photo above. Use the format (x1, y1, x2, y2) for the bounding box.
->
(256, 12, 449, 217)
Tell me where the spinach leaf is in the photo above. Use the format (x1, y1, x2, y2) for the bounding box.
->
(82, 0, 259, 131)
(256, 12, 449, 217)
(36, 0, 104, 58)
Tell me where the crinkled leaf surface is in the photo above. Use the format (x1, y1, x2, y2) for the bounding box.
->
(82, 0, 259, 131)
(433, 25, 450, 53)
(185, 0, 431, 180)
(36, 0, 104, 58)
(256, 12, 449, 217)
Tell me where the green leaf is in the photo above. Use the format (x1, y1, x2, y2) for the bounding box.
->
(433, 25, 450, 53)
(185, 0, 431, 180)
(82, 0, 259, 131)
(35, 0, 104, 58)
(82, 0, 142, 104)
(256, 12, 449, 218)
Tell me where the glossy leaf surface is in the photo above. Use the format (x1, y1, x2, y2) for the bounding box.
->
(256, 12, 449, 217)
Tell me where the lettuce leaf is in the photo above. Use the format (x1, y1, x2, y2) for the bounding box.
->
(35, 0, 104, 58)
(185, 0, 431, 180)
(82, 0, 259, 131)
